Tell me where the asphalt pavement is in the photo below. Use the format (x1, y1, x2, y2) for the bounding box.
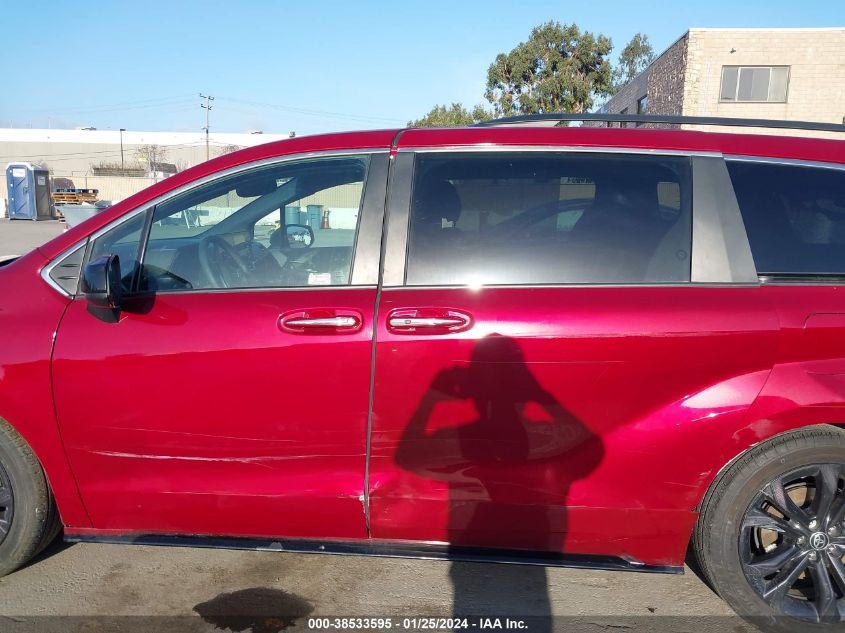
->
(0, 539, 751, 633)
(0, 218, 65, 260)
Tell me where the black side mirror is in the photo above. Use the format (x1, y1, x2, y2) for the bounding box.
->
(81, 254, 122, 309)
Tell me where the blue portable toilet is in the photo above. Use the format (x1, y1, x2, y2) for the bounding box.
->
(5, 163, 54, 220)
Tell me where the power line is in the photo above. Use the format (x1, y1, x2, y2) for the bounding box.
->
(0, 141, 213, 162)
(216, 96, 405, 124)
(21, 95, 198, 116)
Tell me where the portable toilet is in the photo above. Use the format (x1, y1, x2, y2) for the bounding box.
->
(5, 163, 54, 220)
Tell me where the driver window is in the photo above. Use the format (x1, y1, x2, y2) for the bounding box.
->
(137, 156, 369, 292)
(87, 210, 147, 293)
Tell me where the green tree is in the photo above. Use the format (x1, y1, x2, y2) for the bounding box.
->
(484, 21, 614, 116)
(408, 103, 493, 127)
(612, 33, 656, 91)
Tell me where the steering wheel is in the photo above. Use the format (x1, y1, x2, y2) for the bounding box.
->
(198, 235, 251, 288)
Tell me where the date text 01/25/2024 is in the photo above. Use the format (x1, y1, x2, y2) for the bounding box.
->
(306, 617, 529, 630)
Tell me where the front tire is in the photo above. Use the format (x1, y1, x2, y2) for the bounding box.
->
(0, 418, 60, 576)
(694, 425, 845, 632)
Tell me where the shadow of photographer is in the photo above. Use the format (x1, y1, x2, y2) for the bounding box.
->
(396, 333, 604, 629)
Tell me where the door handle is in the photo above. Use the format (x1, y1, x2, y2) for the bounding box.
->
(386, 309, 473, 334)
(285, 316, 359, 328)
(388, 316, 467, 329)
(280, 309, 362, 334)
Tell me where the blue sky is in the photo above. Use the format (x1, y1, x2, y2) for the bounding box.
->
(2, 0, 842, 135)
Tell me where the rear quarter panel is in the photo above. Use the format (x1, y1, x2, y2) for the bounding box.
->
(737, 286, 845, 443)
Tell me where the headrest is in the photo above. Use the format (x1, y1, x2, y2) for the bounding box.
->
(416, 180, 462, 224)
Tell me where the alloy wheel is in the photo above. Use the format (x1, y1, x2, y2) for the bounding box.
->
(740, 464, 845, 623)
(0, 459, 12, 544)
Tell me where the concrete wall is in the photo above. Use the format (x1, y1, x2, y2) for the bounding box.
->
(0, 128, 292, 211)
(601, 69, 650, 121)
(597, 28, 844, 139)
(59, 175, 157, 204)
(682, 28, 845, 137)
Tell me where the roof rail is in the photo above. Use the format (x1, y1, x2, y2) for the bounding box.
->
(472, 113, 845, 134)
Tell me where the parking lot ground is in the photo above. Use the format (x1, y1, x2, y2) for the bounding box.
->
(0, 219, 65, 260)
(0, 539, 758, 633)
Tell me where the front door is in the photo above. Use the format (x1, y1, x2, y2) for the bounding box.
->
(368, 148, 778, 564)
(53, 151, 388, 539)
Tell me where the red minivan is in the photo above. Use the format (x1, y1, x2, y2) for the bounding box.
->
(1, 116, 844, 632)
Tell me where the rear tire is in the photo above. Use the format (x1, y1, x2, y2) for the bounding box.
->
(0, 418, 60, 577)
(694, 425, 845, 632)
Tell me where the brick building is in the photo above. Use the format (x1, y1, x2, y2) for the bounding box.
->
(599, 28, 845, 137)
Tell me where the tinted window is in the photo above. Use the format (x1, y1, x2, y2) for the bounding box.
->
(138, 156, 367, 291)
(728, 161, 845, 277)
(406, 153, 692, 286)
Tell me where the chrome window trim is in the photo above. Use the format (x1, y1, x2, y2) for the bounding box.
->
(379, 282, 760, 291)
(384, 148, 710, 288)
(397, 145, 722, 158)
(759, 276, 845, 287)
(724, 154, 845, 172)
(128, 284, 377, 297)
(40, 148, 389, 297)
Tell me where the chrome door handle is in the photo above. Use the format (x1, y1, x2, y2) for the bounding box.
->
(388, 316, 467, 329)
(284, 316, 360, 328)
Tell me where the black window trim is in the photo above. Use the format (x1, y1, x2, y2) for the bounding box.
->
(43, 240, 88, 297)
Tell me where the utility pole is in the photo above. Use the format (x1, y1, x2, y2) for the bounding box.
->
(200, 93, 214, 161)
(119, 128, 126, 172)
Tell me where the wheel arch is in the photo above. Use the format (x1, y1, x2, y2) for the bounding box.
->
(0, 411, 89, 529)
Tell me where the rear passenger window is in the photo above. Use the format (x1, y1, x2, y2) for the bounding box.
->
(405, 153, 692, 285)
(728, 161, 845, 277)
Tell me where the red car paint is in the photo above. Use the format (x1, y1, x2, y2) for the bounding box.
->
(1, 126, 843, 568)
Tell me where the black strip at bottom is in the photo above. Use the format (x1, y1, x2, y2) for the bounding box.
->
(63, 533, 682, 574)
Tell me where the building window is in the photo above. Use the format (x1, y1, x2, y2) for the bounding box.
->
(720, 66, 789, 103)
(635, 96, 648, 127)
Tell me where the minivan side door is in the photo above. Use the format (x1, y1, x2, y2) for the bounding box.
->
(367, 147, 779, 566)
(51, 151, 388, 539)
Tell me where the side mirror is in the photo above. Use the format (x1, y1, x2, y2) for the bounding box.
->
(81, 254, 122, 309)
(285, 224, 314, 249)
